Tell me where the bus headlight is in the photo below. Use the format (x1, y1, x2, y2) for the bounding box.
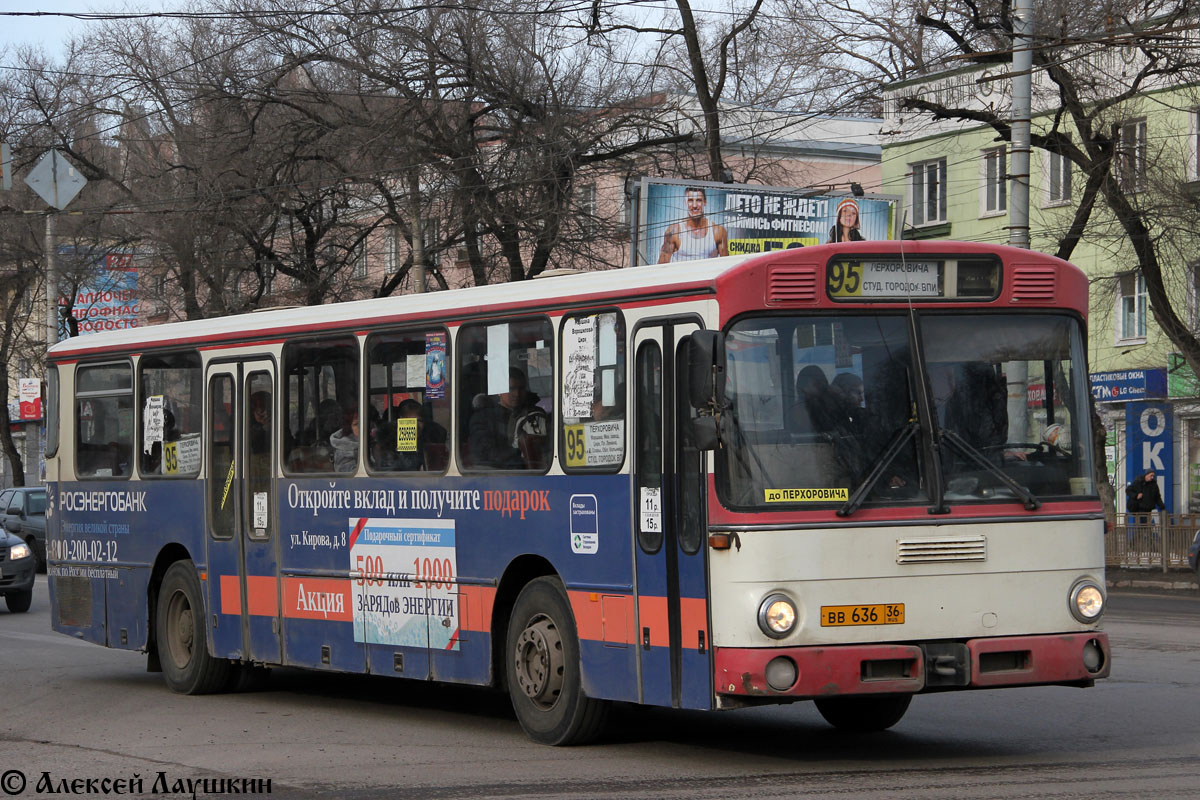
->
(757, 593, 797, 638)
(1069, 580, 1105, 623)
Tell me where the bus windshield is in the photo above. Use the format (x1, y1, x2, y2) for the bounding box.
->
(717, 313, 1095, 510)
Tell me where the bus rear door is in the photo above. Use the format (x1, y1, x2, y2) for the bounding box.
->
(632, 319, 712, 709)
(206, 359, 282, 665)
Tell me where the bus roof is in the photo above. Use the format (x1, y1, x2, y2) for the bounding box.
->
(48, 241, 1084, 361)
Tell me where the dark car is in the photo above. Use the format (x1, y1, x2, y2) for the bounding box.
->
(0, 487, 46, 572)
(1, 528, 35, 612)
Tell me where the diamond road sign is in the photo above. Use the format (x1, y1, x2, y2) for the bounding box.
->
(25, 149, 87, 209)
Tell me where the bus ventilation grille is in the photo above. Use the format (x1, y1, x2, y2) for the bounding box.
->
(767, 267, 818, 304)
(56, 575, 93, 628)
(1010, 267, 1056, 302)
(896, 535, 987, 564)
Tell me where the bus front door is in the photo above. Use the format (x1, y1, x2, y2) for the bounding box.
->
(632, 320, 712, 710)
(205, 360, 282, 665)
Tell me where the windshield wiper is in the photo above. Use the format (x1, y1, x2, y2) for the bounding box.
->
(837, 421, 920, 517)
(940, 429, 1042, 511)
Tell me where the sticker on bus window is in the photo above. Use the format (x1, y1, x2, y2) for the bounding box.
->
(163, 437, 201, 475)
(764, 488, 849, 503)
(253, 492, 268, 529)
(640, 487, 661, 533)
(350, 518, 459, 651)
(396, 417, 418, 452)
(563, 421, 623, 468)
(144, 395, 164, 452)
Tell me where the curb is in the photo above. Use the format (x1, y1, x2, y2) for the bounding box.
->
(1106, 568, 1198, 593)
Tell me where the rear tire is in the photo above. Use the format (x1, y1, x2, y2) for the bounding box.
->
(506, 577, 608, 745)
(814, 694, 912, 732)
(156, 560, 231, 694)
(5, 589, 32, 613)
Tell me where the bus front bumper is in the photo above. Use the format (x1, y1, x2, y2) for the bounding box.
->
(714, 632, 1110, 698)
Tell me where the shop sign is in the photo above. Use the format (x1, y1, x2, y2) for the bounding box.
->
(1090, 368, 1167, 402)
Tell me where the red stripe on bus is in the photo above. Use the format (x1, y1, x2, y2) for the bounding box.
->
(281, 576, 353, 622)
(219, 574, 241, 616)
(459, 585, 496, 633)
(638, 596, 670, 648)
(568, 591, 636, 644)
(245, 575, 279, 616)
(680, 597, 709, 646)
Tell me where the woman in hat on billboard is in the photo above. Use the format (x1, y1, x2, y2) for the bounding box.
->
(828, 198, 865, 243)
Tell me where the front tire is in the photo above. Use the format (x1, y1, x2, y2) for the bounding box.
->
(506, 577, 608, 745)
(5, 589, 32, 613)
(814, 694, 912, 732)
(156, 560, 231, 694)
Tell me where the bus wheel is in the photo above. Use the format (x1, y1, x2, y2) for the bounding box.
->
(506, 577, 608, 745)
(814, 694, 912, 732)
(156, 560, 231, 694)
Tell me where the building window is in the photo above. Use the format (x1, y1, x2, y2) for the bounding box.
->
(910, 158, 947, 226)
(1118, 272, 1148, 341)
(1046, 149, 1072, 204)
(383, 226, 400, 274)
(577, 183, 597, 237)
(1189, 109, 1200, 182)
(981, 148, 1007, 214)
(352, 244, 368, 279)
(1117, 119, 1147, 192)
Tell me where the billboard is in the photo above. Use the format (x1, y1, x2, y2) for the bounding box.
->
(58, 248, 139, 336)
(634, 178, 897, 266)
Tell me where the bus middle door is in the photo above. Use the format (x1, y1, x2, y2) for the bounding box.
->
(206, 360, 281, 665)
(632, 319, 712, 710)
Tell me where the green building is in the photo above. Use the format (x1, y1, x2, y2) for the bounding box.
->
(880, 64, 1200, 514)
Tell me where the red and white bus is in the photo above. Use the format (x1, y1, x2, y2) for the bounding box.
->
(45, 240, 1109, 744)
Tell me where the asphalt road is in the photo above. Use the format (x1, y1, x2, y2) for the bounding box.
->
(2, 578, 1197, 799)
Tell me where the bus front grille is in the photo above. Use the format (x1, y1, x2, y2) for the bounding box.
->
(896, 535, 987, 564)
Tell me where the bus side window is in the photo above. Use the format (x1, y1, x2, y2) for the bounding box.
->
(282, 338, 359, 474)
(138, 352, 202, 477)
(76, 362, 133, 479)
(560, 311, 625, 473)
(365, 328, 451, 473)
(458, 318, 553, 472)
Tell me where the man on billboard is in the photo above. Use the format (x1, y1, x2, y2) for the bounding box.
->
(657, 186, 728, 263)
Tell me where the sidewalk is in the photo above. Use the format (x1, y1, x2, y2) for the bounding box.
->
(1106, 566, 1199, 593)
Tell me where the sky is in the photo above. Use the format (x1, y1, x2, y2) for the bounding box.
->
(0, 2, 140, 56)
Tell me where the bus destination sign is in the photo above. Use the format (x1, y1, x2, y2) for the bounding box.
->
(828, 260, 942, 298)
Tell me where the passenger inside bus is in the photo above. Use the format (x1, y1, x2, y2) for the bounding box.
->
(468, 366, 549, 469)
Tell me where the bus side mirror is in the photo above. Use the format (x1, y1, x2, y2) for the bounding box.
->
(687, 330, 726, 410)
(691, 417, 719, 450)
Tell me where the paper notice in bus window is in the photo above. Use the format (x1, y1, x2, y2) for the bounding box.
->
(175, 436, 201, 474)
(598, 313, 617, 366)
(406, 354, 426, 388)
(487, 323, 509, 394)
(640, 486, 662, 533)
(564, 421, 624, 468)
(563, 316, 596, 418)
(764, 487, 849, 502)
(396, 417, 418, 452)
(143, 395, 164, 452)
(253, 492, 268, 529)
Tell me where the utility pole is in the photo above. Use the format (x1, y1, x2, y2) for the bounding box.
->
(44, 214, 57, 349)
(409, 170, 425, 294)
(1006, 0, 1034, 443)
(1009, 0, 1033, 250)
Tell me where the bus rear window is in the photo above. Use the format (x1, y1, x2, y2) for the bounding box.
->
(76, 362, 134, 479)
